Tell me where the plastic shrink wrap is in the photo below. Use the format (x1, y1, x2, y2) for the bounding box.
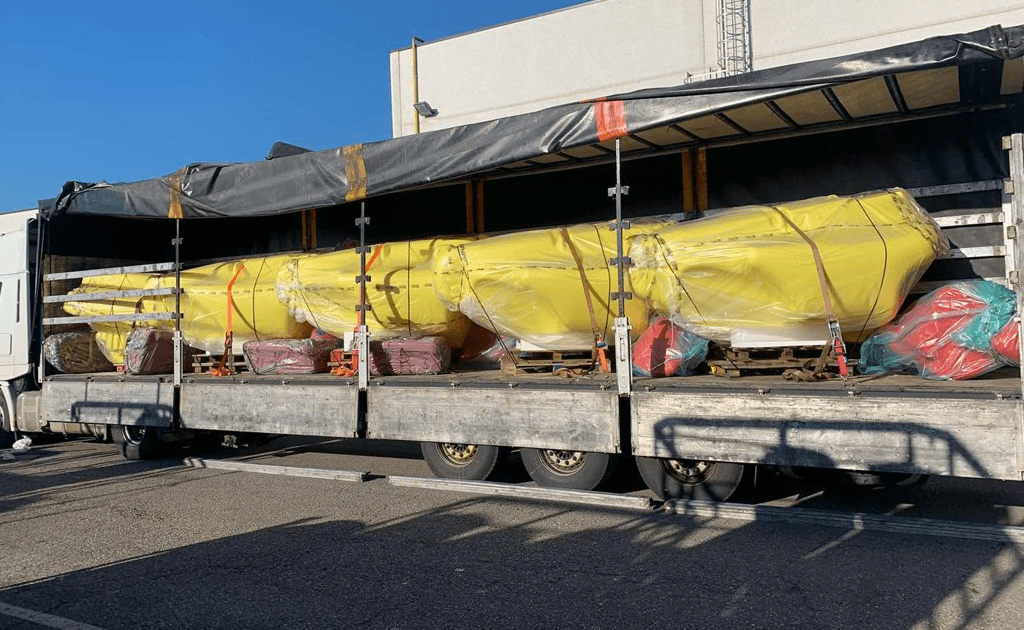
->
(631, 318, 709, 377)
(433, 221, 670, 351)
(42, 331, 115, 373)
(63, 254, 311, 364)
(859, 280, 1018, 380)
(628, 190, 947, 345)
(367, 337, 452, 375)
(992, 319, 1021, 365)
(243, 332, 340, 375)
(276, 238, 475, 349)
(124, 328, 187, 375)
(61, 272, 167, 364)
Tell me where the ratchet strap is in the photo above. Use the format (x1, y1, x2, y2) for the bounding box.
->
(560, 228, 609, 372)
(332, 244, 383, 377)
(211, 263, 246, 377)
(770, 207, 849, 378)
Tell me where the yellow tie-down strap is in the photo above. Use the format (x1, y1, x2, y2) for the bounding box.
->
(167, 169, 184, 219)
(344, 144, 367, 202)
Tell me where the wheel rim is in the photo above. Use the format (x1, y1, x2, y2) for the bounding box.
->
(663, 458, 716, 486)
(538, 450, 586, 476)
(438, 443, 477, 467)
(122, 426, 147, 446)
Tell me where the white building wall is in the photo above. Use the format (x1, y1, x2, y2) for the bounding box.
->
(390, 0, 719, 137)
(391, 0, 1024, 137)
(753, 0, 1024, 69)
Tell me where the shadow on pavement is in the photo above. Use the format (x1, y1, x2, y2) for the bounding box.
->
(1, 490, 1021, 630)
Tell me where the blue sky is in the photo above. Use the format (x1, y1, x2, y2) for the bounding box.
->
(0, 0, 589, 212)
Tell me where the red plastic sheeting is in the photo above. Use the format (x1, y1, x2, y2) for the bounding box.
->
(368, 337, 451, 376)
(631, 318, 709, 377)
(242, 331, 340, 375)
(859, 282, 1018, 380)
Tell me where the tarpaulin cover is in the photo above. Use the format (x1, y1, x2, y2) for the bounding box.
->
(42, 25, 1024, 220)
(860, 280, 1018, 379)
(629, 189, 946, 345)
(432, 220, 669, 350)
(276, 238, 476, 349)
(64, 255, 310, 363)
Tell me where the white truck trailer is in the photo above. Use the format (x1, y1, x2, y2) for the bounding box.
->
(3, 25, 1024, 501)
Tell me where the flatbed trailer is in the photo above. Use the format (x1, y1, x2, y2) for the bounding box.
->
(3, 25, 1024, 500)
(36, 364, 1023, 477)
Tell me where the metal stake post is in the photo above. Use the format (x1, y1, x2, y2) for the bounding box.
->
(1002, 134, 1024, 474)
(355, 202, 371, 390)
(172, 219, 183, 388)
(608, 139, 633, 396)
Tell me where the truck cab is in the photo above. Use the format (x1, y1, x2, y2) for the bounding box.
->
(0, 209, 35, 443)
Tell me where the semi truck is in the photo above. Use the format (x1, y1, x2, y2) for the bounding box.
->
(3, 25, 1024, 501)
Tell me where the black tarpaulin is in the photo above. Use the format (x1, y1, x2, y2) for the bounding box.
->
(44, 24, 1024, 220)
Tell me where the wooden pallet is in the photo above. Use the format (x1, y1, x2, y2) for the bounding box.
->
(706, 346, 837, 378)
(192, 352, 248, 374)
(500, 350, 599, 375)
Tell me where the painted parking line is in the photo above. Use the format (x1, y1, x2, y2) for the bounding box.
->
(0, 602, 106, 630)
(664, 499, 1024, 544)
(182, 457, 369, 482)
(388, 475, 655, 511)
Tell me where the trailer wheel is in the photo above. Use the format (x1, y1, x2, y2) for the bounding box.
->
(636, 456, 745, 502)
(521, 448, 617, 491)
(113, 425, 162, 460)
(420, 442, 505, 480)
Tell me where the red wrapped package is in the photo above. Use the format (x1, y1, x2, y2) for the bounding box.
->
(860, 281, 1016, 380)
(125, 328, 187, 375)
(991, 320, 1021, 365)
(243, 331, 340, 375)
(368, 337, 451, 375)
(631, 318, 708, 377)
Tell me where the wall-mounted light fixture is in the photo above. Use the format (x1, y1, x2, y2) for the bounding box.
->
(413, 101, 439, 118)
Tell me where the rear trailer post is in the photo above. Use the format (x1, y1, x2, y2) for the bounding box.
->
(609, 139, 633, 396)
(1003, 133, 1024, 480)
(355, 202, 371, 391)
(172, 219, 183, 389)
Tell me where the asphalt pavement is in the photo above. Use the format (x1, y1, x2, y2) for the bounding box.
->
(2, 436, 1024, 630)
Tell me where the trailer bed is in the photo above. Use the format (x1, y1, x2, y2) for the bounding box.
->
(41, 366, 1024, 485)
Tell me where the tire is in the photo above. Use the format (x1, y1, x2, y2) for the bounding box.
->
(420, 442, 506, 480)
(636, 456, 746, 502)
(520, 448, 618, 491)
(112, 425, 162, 460)
(840, 470, 929, 488)
(0, 394, 14, 449)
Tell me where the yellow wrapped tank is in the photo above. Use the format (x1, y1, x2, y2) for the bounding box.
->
(433, 221, 671, 351)
(64, 254, 310, 363)
(628, 189, 947, 345)
(276, 238, 475, 349)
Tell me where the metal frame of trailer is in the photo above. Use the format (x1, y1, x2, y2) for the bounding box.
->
(32, 133, 1024, 483)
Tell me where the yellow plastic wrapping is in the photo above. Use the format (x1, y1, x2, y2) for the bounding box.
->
(64, 254, 310, 363)
(276, 238, 475, 348)
(628, 189, 948, 345)
(433, 221, 671, 351)
(62, 272, 165, 364)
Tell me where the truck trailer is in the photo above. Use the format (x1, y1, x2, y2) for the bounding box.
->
(2, 25, 1024, 502)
